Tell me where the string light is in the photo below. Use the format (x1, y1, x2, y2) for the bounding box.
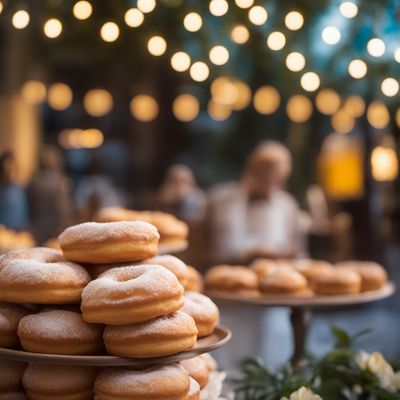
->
(339, 2, 358, 18)
(381, 78, 399, 97)
(286, 52, 305, 72)
(253, 86, 280, 114)
(344, 96, 365, 118)
(315, 89, 341, 115)
(367, 101, 390, 129)
(232, 80, 251, 110)
(230, 25, 249, 44)
(248, 6, 268, 25)
(147, 36, 167, 56)
(172, 94, 200, 122)
(348, 59, 367, 79)
(371, 146, 398, 182)
(124, 8, 144, 28)
(100, 22, 120, 42)
(367, 38, 385, 57)
(73, 1, 93, 20)
(170, 52, 191, 72)
(300, 72, 320, 92)
(209, 45, 229, 65)
(183, 12, 202, 32)
(190, 62, 209, 82)
(44, 18, 63, 39)
(47, 83, 73, 111)
(59, 129, 103, 149)
(130, 95, 159, 121)
(235, 0, 254, 8)
(211, 77, 238, 105)
(12, 10, 30, 29)
(322, 26, 341, 45)
(21, 81, 47, 105)
(331, 109, 355, 133)
(284, 11, 304, 31)
(209, 0, 229, 17)
(83, 89, 113, 117)
(395, 48, 400, 63)
(286, 95, 313, 123)
(137, 0, 156, 14)
(208, 99, 231, 121)
(267, 31, 286, 51)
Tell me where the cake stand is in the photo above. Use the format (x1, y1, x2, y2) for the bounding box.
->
(208, 282, 395, 363)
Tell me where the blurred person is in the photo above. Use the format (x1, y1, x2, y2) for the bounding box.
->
(208, 140, 302, 263)
(27, 145, 73, 243)
(156, 164, 206, 223)
(0, 151, 28, 230)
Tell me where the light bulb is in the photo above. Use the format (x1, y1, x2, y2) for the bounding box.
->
(322, 26, 341, 45)
(12, 10, 30, 29)
(367, 38, 385, 57)
(339, 2, 358, 18)
(300, 72, 320, 92)
(209, 0, 229, 16)
(100, 22, 120, 42)
(44, 18, 63, 38)
(190, 62, 210, 82)
(147, 36, 167, 56)
(286, 52, 305, 72)
(267, 31, 286, 51)
(125, 8, 144, 27)
(209, 45, 229, 65)
(381, 78, 399, 97)
(248, 6, 268, 25)
(170, 52, 191, 72)
(348, 59, 367, 79)
(284, 11, 304, 30)
(73, 1, 93, 20)
(183, 12, 202, 32)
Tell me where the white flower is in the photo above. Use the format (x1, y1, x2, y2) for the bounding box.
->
(200, 371, 227, 400)
(355, 351, 370, 369)
(280, 387, 322, 400)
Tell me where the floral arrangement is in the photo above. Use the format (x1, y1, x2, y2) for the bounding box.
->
(234, 327, 400, 400)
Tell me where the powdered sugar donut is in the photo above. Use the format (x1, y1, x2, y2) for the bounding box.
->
(81, 265, 184, 325)
(0, 302, 29, 347)
(182, 291, 219, 337)
(23, 364, 97, 400)
(187, 377, 201, 400)
(18, 309, 103, 355)
(59, 221, 159, 264)
(185, 266, 203, 292)
(103, 311, 198, 358)
(181, 356, 210, 388)
(95, 364, 190, 400)
(0, 248, 90, 304)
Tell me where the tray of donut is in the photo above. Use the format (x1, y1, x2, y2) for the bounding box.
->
(0, 220, 231, 399)
(204, 258, 395, 305)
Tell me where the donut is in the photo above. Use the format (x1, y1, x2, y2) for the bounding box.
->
(59, 221, 160, 264)
(18, 309, 103, 355)
(95, 364, 190, 400)
(311, 269, 361, 295)
(0, 302, 29, 347)
(259, 267, 309, 295)
(23, 364, 98, 400)
(141, 255, 188, 286)
(289, 259, 333, 282)
(0, 359, 26, 398)
(200, 353, 218, 372)
(43, 238, 61, 251)
(0, 247, 90, 304)
(249, 258, 280, 279)
(187, 377, 201, 400)
(335, 261, 388, 291)
(103, 311, 198, 358)
(180, 356, 210, 389)
(205, 265, 259, 296)
(185, 266, 203, 292)
(81, 265, 184, 325)
(182, 291, 219, 337)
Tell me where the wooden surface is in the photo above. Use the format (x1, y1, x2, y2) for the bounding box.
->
(0, 326, 231, 366)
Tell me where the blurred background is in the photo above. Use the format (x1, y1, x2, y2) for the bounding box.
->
(0, 0, 399, 364)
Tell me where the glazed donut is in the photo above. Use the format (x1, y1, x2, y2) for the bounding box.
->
(311, 269, 361, 295)
(185, 266, 203, 292)
(141, 255, 188, 286)
(335, 261, 388, 291)
(182, 291, 219, 337)
(289, 259, 333, 282)
(249, 258, 280, 279)
(95, 364, 190, 400)
(103, 311, 198, 358)
(18, 309, 103, 355)
(0, 302, 29, 347)
(187, 377, 201, 400)
(0, 359, 26, 398)
(23, 364, 98, 400)
(59, 221, 159, 264)
(200, 353, 218, 372)
(81, 265, 184, 325)
(259, 267, 309, 295)
(205, 265, 259, 296)
(181, 356, 210, 389)
(0, 247, 90, 304)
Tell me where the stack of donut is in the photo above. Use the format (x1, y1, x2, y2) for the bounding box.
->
(0, 220, 220, 399)
(205, 258, 388, 298)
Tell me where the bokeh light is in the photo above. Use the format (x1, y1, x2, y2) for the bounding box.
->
(348, 59, 367, 79)
(284, 11, 304, 30)
(367, 101, 390, 129)
(44, 18, 63, 39)
(286, 95, 313, 123)
(286, 52, 306, 72)
(367, 38, 385, 57)
(190, 62, 210, 82)
(232, 80, 252, 110)
(137, 0, 156, 13)
(183, 12, 202, 32)
(47, 83, 73, 111)
(0, 2, 3, 14)
(12, 10, 30, 29)
(331, 109, 355, 133)
(231, 25, 249, 44)
(248, 6, 268, 25)
(100, 22, 120, 42)
(208, 99, 231, 121)
(172, 94, 200, 122)
(209, 0, 229, 16)
(253, 86, 280, 115)
(395, 109, 400, 128)
(267, 31, 286, 51)
(209, 45, 229, 65)
(339, 2, 358, 18)
(322, 26, 341, 45)
(21, 81, 47, 105)
(59, 129, 104, 149)
(300, 72, 320, 92)
(315, 89, 341, 115)
(211, 77, 238, 106)
(170, 52, 191, 72)
(235, 0, 254, 8)
(371, 146, 398, 182)
(147, 36, 167, 56)
(83, 89, 113, 117)
(381, 78, 399, 97)
(130, 95, 159, 122)
(395, 48, 400, 63)
(124, 8, 144, 28)
(73, 1, 93, 20)
(344, 96, 365, 118)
